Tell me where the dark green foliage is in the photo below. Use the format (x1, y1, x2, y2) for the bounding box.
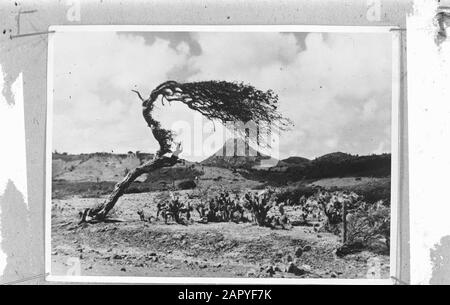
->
(147, 80, 293, 148)
(296, 190, 391, 250)
(312, 191, 361, 233)
(275, 186, 316, 205)
(123, 183, 154, 194)
(196, 191, 246, 223)
(349, 183, 391, 205)
(307, 153, 391, 178)
(156, 194, 193, 225)
(144, 164, 203, 182)
(177, 180, 197, 190)
(280, 156, 310, 165)
(242, 190, 291, 229)
(193, 190, 291, 229)
(243, 190, 276, 227)
(243, 153, 391, 184)
(346, 201, 390, 248)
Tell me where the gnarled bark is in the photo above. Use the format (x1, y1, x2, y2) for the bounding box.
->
(87, 155, 179, 221)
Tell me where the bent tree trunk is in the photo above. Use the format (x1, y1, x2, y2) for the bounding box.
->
(83, 80, 291, 223)
(87, 155, 179, 221)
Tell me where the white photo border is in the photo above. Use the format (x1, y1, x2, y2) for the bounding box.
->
(45, 24, 402, 285)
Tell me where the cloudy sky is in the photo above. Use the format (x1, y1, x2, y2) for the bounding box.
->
(52, 30, 392, 162)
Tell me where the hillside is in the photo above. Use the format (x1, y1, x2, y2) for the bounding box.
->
(313, 152, 353, 162)
(51, 151, 263, 198)
(52, 148, 391, 199)
(244, 153, 391, 185)
(274, 156, 311, 172)
(52, 152, 154, 182)
(52, 150, 390, 185)
(280, 156, 310, 165)
(201, 138, 278, 169)
(306, 153, 391, 178)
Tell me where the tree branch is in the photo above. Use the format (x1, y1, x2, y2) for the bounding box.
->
(87, 155, 180, 221)
(131, 89, 145, 102)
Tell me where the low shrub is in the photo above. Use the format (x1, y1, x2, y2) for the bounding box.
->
(243, 190, 290, 229)
(177, 180, 197, 190)
(156, 193, 192, 225)
(196, 191, 246, 223)
(243, 190, 275, 227)
(275, 186, 316, 206)
(346, 201, 390, 248)
(302, 190, 390, 249)
(124, 183, 153, 194)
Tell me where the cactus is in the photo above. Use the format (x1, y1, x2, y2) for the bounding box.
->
(243, 190, 277, 227)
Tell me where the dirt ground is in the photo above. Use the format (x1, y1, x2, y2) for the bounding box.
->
(51, 192, 390, 279)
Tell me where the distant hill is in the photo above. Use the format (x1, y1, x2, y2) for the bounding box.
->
(306, 153, 391, 178)
(52, 152, 154, 182)
(275, 156, 309, 168)
(243, 152, 391, 185)
(280, 156, 311, 165)
(313, 152, 353, 163)
(52, 148, 391, 195)
(51, 151, 263, 196)
(201, 138, 278, 169)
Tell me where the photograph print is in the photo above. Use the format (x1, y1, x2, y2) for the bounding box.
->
(47, 26, 396, 282)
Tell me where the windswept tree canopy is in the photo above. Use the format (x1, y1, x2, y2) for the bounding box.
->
(89, 80, 293, 221)
(133, 80, 293, 154)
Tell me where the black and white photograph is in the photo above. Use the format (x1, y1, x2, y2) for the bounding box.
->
(46, 26, 398, 283)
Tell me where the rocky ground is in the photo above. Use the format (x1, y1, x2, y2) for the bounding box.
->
(50, 192, 390, 280)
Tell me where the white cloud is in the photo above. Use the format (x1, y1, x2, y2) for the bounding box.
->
(52, 31, 392, 161)
(362, 98, 379, 120)
(188, 32, 392, 159)
(52, 31, 190, 154)
(188, 32, 300, 87)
